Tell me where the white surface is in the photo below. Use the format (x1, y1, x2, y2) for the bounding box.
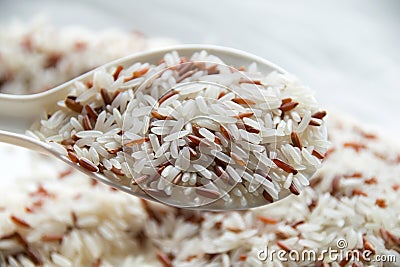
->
(1, 0, 399, 136)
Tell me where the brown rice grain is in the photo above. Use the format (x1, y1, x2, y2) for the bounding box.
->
(78, 157, 99, 172)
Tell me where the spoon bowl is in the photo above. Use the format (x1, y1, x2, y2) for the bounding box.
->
(0, 45, 292, 210)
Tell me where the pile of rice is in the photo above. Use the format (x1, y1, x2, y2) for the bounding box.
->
(0, 20, 175, 94)
(29, 49, 328, 210)
(0, 21, 399, 267)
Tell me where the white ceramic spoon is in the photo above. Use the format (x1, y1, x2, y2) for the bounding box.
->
(0, 45, 290, 210)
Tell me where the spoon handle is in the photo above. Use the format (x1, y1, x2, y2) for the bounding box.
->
(0, 130, 51, 155)
(0, 93, 57, 153)
(0, 93, 42, 133)
(0, 85, 71, 131)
